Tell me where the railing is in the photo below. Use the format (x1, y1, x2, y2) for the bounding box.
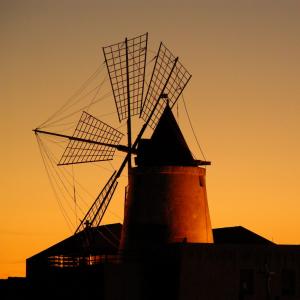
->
(47, 254, 122, 268)
(43, 244, 185, 269)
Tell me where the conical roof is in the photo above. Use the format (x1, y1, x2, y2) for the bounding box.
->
(136, 105, 196, 166)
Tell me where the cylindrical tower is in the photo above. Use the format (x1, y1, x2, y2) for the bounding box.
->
(120, 165, 213, 252)
(119, 105, 213, 253)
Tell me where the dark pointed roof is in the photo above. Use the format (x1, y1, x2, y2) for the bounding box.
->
(136, 105, 197, 166)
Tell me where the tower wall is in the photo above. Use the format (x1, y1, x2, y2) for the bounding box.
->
(120, 166, 213, 253)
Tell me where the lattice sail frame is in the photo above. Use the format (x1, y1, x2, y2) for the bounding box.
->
(75, 171, 118, 233)
(140, 42, 192, 129)
(58, 111, 124, 165)
(103, 33, 148, 122)
(70, 36, 192, 233)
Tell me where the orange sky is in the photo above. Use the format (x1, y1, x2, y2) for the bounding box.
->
(1, 0, 300, 278)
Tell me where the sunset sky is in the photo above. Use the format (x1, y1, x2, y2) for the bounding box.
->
(1, 0, 299, 278)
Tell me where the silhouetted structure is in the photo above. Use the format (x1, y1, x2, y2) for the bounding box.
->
(23, 224, 300, 300)
(26, 223, 122, 279)
(25, 111, 300, 299)
(22, 34, 300, 300)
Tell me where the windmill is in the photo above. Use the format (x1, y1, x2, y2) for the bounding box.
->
(33, 32, 209, 238)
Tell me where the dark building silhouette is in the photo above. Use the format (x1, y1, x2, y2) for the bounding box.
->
(10, 33, 297, 300)
(21, 224, 300, 300)
(4, 105, 298, 300)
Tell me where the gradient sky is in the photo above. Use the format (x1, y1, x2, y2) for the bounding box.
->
(1, 0, 299, 278)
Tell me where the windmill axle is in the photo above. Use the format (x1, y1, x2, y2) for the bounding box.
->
(33, 128, 133, 154)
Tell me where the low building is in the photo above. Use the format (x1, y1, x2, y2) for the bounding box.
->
(24, 224, 300, 300)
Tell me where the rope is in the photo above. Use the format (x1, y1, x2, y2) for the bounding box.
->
(108, 161, 115, 172)
(96, 227, 119, 249)
(72, 165, 78, 227)
(91, 162, 117, 173)
(39, 48, 156, 130)
(103, 225, 120, 243)
(39, 137, 80, 216)
(41, 134, 121, 215)
(181, 94, 207, 161)
(106, 208, 122, 222)
(94, 110, 118, 120)
(33, 48, 159, 237)
(39, 134, 123, 225)
(42, 141, 90, 216)
(39, 89, 112, 129)
(86, 74, 109, 113)
(36, 136, 74, 232)
(37, 135, 96, 220)
(39, 63, 106, 128)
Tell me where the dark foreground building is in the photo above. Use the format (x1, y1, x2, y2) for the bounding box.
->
(2, 224, 298, 300)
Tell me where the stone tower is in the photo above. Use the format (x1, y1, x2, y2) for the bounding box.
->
(120, 106, 213, 253)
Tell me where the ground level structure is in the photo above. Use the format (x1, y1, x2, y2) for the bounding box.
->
(1, 224, 299, 300)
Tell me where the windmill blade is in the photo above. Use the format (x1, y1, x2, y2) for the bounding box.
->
(58, 111, 124, 165)
(74, 135, 133, 233)
(74, 37, 192, 234)
(103, 33, 148, 122)
(75, 171, 118, 234)
(140, 42, 192, 129)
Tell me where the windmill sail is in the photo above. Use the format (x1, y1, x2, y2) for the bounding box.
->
(103, 33, 148, 122)
(34, 34, 193, 234)
(58, 111, 124, 165)
(75, 171, 118, 234)
(74, 41, 192, 233)
(140, 43, 191, 129)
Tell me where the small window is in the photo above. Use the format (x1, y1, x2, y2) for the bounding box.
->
(282, 269, 296, 296)
(199, 177, 204, 187)
(239, 269, 254, 295)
